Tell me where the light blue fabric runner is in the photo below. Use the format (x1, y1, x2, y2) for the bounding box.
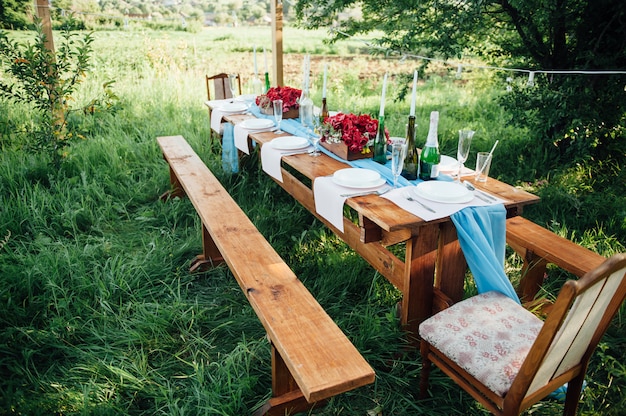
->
(221, 123, 239, 174)
(451, 205, 521, 304)
(221, 104, 519, 302)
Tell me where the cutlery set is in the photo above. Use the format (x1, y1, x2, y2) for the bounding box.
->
(340, 187, 391, 198)
(340, 181, 499, 215)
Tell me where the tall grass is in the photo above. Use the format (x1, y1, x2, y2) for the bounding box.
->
(1, 26, 624, 415)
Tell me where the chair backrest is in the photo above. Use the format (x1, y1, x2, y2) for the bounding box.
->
(511, 253, 626, 404)
(206, 73, 241, 101)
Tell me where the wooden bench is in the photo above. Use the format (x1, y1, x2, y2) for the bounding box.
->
(157, 135, 375, 416)
(506, 216, 605, 303)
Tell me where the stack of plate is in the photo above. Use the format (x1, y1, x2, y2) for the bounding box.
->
(438, 155, 459, 173)
(240, 118, 275, 131)
(332, 168, 386, 189)
(271, 136, 310, 150)
(218, 102, 248, 114)
(412, 181, 473, 204)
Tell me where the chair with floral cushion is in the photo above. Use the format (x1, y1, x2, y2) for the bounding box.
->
(418, 253, 626, 415)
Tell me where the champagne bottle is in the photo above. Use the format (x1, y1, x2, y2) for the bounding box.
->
(419, 111, 441, 180)
(264, 72, 270, 93)
(401, 115, 418, 180)
(373, 115, 387, 164)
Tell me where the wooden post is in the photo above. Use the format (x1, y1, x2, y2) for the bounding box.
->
(35, 0, 55, 53)
(271, 0, 284, 86)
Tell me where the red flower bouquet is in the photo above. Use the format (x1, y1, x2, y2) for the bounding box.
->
(320, 112, 389, 154)
(255, 86, 302, 112)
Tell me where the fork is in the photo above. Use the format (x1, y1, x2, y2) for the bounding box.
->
(403, 191, 437, 213)
(341, 187, 391, 198)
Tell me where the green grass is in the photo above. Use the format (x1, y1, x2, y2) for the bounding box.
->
(1, 26, 625, 415)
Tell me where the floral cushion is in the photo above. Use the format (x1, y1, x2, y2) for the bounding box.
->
(419, 291, 543, 396)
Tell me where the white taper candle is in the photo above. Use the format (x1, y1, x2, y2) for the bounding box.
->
(322, 64, 328, 98)
(253, 45, 258, 76)
(379, 73, 388, 117)
(410, 70, 417, 116)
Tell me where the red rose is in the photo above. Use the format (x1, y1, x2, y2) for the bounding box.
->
(320, 112, 388, 153)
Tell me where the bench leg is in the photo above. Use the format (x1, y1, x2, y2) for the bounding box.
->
(253, 344, 326, 416)
(515, 246, 549, 303)
(160, 165, 186, 201)
(190, 222, 225, 272)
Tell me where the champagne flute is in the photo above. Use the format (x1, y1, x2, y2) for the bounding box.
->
(309, 117, 321, 157)
(391, 142, 406, 188)
(272, 99, 283, 134)
(456, 129, 475, 181)
(227, 74, 239, 100)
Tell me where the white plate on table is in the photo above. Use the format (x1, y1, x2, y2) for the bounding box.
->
(234, 94, 257, 102)
(240, 118, 274, 130)
(413, 181, 473, 204)
(218, 102, 248, 113)
(271, 136, 310, 150)
(439, 155, 459, 172)
(332, 168, 386, 189)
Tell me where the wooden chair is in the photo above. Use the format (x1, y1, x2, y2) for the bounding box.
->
(206, 73, 242, 142)
(205, 72, 241, 101)
(418, 252, 626, 415)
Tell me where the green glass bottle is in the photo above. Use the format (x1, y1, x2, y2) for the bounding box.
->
(264, 72, 270, 93)
(373, 115, 387, 164)
(401, 115, 418, 180)
(419, 111, 441, 180)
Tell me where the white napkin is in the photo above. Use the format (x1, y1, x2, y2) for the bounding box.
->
(313, 176, 350, 233)
(261, 143, 312, 182)
(208, 99, 245, 135)
(234, 125, 275, 154)
(382, 186, 507, 222)
(210, 109, 227, 134)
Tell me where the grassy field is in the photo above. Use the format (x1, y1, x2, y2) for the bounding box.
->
(1, 25, 625, 415)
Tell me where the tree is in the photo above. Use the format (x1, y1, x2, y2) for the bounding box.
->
(295, 0, 626, 166)
(0, 0, 33, 29)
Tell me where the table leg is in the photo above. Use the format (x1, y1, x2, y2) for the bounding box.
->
(401, 223, 439, 345)
(435, 222, 467, 304)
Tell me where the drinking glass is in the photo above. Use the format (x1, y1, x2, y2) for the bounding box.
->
(272, 99, 283, 134)
(456, 129, 475, 181)
(308, 116, 321, 156)
(228, 74, 239, 99)
(475, 152, 492, 182)
(391, 142, 406, 188)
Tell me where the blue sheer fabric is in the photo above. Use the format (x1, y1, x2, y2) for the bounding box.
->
(451, 205, 520, 303)
(221, 123, 239, 174)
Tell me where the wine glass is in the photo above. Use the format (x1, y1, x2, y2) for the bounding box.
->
(228, 74, 239, 100)
(272, 99, 283, 134)
(391, 142, 406, 188)
(456, 129, 475, 181)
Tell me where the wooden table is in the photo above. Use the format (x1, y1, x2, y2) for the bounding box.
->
(215, 109, 540, 343)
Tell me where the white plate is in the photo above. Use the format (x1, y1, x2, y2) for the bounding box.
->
(240, 118, 274, 130)
(413, 181, 473, 204)
(271, 136, 310, 150)
(234, 94, 257, 102)
(439, 155, 459, 172)
(218, 102, 248, 113)
(332, 168, 384, 189)
(333, 177, 387, 189)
